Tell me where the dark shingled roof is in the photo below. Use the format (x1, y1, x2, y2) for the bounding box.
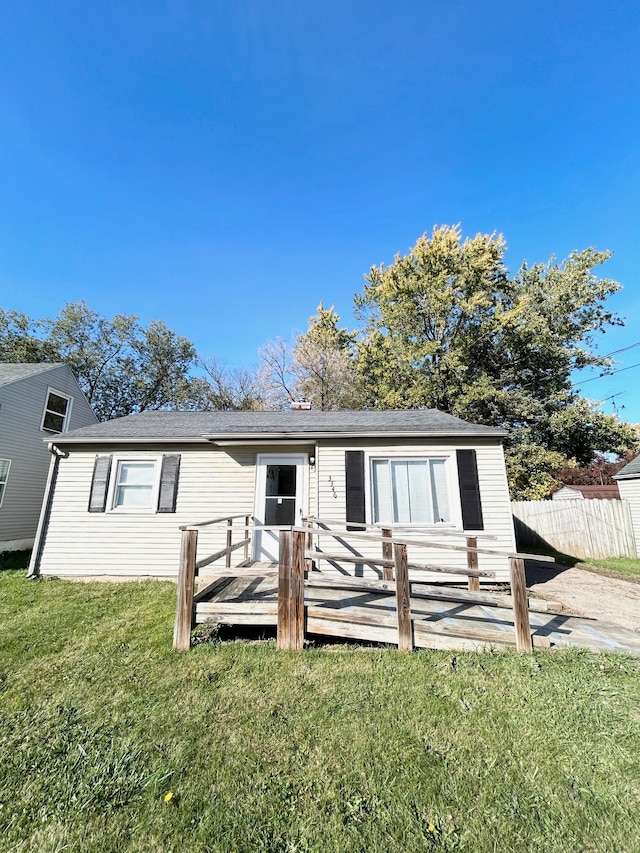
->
(54, 409, 506, 443)
(0, 363, 65, 386)
(614, 454, 640, 480)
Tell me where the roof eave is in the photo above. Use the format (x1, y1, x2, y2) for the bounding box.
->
(204, 429, 506, 441)
(47, 435, 208, 445)
(50, 427, 507, 445)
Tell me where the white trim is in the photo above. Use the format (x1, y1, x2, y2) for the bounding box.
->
(0, 458, 11, 508)
(106, 455, 162, 514)
(41, 387, 73, 434)
(364, 450, 462, 530)
(253, 453, 309, 561)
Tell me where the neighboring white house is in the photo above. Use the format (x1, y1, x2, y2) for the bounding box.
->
(614, 454, 640, 552)
(29, 409, 516, 582)
(0, 363, 98, 552)
(552, 484, 620, 500)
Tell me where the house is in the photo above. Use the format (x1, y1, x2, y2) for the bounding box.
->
(29, 409, 516, 581)
(552, 484, 620, 500)
(0, 363, 98, 552)
(613, 454, 640, 554)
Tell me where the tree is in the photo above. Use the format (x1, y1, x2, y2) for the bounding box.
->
(197, 356, 264, 411)
(354, 225, 638, 497)
(292, 303, 363, 410)
(0, 300, 206, 421)
(0, 309, 57, 363)
(258, 304, 363, 410)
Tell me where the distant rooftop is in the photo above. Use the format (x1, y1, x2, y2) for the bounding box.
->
(0, 363, 65, 387)
(54, 408, 507, 443)
(614, 454, 640, 481)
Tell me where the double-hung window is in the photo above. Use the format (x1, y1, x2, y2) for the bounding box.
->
(371, 457, 451, 525)
(112, 461, 157, 510)
(41, 389, 72, 433)
(0, 459, 10, 507)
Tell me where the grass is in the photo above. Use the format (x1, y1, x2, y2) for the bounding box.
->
(522, 544, 640, 582)
(578, 556, 640, 581)
(1, 567, 640, 852)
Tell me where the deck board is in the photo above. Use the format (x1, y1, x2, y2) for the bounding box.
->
(193, 571, 640, 655)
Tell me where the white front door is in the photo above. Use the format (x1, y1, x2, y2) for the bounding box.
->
(253, 454, 307, 563)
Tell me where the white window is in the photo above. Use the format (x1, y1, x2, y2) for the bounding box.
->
(0, 459, 10, 507)
(371, 457, 451, 525)
(110, 460, 159, 511)
(41, 389, 72, 433)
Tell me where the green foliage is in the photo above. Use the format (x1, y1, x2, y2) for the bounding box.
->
(354, 226, 637, 497)
(259, 303, 363, 410)
(0, 300, 205, 421)
(293, 303, 363, 410)
(1, 571, 640, 852)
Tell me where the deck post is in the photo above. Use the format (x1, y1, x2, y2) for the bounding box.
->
(291, 530, 306, 650)
(226, 518, 233, 568)
(277, 529, 293, 650)
(467, 536, 480, 591)
(382, 527, 393, 581)
(510, 557, 533, 652)
(393, 542, 412, 652)
(173, 528, 198, 651)
(304, 520, 314, 572)
(244, 515, 251, 562)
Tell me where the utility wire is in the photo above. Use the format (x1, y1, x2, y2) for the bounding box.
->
(575, 361, 640, 386)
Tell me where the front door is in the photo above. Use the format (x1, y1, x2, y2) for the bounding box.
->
(254, 454, 307, 562)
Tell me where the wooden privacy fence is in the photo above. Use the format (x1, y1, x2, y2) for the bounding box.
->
(512, 499, 637, 559)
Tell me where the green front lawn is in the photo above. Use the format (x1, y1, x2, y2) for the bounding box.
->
(1, 569, 639, 853)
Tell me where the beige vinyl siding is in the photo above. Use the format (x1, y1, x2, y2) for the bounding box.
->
(617, 480, 640, 551)
(36, 435, 512, 581)
(315, 438, 515, 582)
(38, 442, 317, 578)
(0, 365, 97, 547)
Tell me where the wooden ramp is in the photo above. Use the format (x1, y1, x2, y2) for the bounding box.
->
(194, 571, 640, 656)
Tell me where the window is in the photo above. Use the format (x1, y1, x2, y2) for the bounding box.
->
(89, 454, 181, 514)
(41, 389, 72, 433)
(0, 459, 10, 507)
(371, 457, 451, 524)
(112, 461, 158, 509)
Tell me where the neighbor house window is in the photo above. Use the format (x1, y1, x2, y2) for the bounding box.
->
(371, 458, 451, 524)
(41, 389, 72, 433)
(0, 459, 10, 507)
(112, 461, 158, 509)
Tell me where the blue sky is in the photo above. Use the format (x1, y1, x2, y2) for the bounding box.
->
(1, 1, 639, 420)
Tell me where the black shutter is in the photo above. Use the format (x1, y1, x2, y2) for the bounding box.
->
(157, 454, 181, 513)
(345, 450, 366, 531)
(88, 455, 112, 513)
(457, 449, 484, 530)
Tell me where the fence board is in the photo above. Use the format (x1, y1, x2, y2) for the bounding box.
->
(512, 499, 637, 559)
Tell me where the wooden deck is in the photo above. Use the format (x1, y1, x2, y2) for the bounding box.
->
(194, 569, 640, 656)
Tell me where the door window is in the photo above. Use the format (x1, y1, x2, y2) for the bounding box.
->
(264, 464, 297, 525)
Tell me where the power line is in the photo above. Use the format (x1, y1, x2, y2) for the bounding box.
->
(599, 340, 640, 358)
(575, 361, 640, 387)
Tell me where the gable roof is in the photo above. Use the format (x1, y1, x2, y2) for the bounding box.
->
(53, 409, 507, 444)
(0, 363, 66, 387)
(553, 484, 620, 499)
(613, 454, 640, 481)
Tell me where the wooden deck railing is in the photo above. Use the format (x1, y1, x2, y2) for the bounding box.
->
(174, 517, 546, 652)
(278, 526, 534, 653)
(173, 513, 253, 650)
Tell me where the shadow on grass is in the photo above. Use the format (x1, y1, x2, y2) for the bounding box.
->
(0, 549, 32, 572)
